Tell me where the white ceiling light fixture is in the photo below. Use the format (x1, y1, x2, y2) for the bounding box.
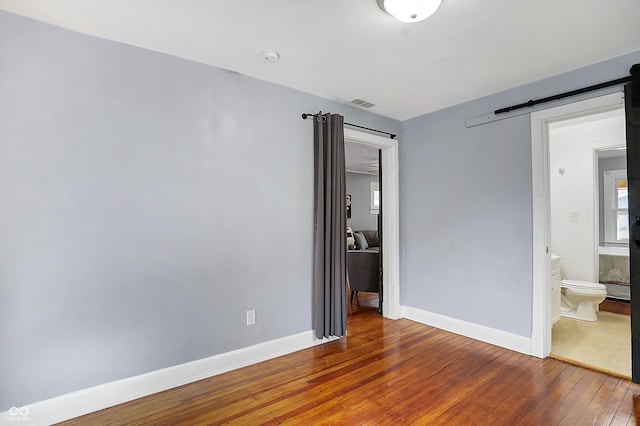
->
(377, 0, 443, 23)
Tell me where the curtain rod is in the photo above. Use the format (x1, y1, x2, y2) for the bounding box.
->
(301, 113, 396, 139)
(494, 75, 633, 115)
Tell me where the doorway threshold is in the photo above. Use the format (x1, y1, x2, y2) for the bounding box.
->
(549, 352, 631, 381)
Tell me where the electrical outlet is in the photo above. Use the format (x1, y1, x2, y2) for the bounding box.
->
(246, 310, 256, 326)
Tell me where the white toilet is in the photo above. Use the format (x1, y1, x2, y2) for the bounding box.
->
(560, 279, 607, 322)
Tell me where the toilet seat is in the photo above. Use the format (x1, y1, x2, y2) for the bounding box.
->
(561, 279, 607, 295)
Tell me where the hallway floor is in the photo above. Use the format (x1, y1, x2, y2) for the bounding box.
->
(551, 310, 630, 379)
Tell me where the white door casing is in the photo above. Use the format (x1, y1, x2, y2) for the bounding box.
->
(530, 92, 625, 357)
(344, 128, 401, 319)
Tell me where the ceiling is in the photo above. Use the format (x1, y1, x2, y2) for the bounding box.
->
(1, 1, 639, 120)
(345, 142, 379, 175)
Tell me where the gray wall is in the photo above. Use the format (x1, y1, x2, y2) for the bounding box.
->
(400, 49, 640, 338)
(0, 11, 399, 409)
(346, 172, 379, 232)
(598, 154, 627, 244)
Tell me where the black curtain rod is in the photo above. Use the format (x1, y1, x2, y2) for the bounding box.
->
(301, 113, 396, 139)
(495, 75, 633, 115)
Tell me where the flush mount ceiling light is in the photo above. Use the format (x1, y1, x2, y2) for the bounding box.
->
(377, 0, 442, 23)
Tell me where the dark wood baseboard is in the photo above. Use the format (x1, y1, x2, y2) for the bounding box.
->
(600, 298, 631, 316)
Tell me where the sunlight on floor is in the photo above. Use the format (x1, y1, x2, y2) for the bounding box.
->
(551, 312, 630, 379)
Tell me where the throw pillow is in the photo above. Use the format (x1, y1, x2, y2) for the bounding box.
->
(354, 232, 368, 250)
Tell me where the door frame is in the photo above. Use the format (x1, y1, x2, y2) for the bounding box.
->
(345, 128, 401, 319)
(530, 91, 626, 357)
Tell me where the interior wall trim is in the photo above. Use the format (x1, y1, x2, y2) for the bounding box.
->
(466, 89, 624, 128)
(344, 127, 401, 319)
(1, 331, 336, 425)
(530, 91, 626, 359)
(401, 305, 532, 356)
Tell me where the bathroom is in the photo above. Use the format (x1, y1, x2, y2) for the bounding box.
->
(548, 106, 630, 378)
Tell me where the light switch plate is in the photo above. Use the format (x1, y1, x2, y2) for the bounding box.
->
(247, 310, 256, 326)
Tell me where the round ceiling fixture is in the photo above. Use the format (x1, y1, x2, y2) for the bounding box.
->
(377, 0, 442, 23)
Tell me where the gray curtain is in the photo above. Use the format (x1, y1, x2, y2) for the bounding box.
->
(313, 112, 347, 338)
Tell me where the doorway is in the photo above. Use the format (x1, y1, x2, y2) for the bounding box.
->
(531, 91, 627, 359)
(345, 140, 381, 314)
(545, 108, 629, 377)
(344, 128, 400, 320)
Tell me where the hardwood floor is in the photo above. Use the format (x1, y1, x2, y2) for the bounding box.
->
(60, 295, 640, 425)
(347, 290, 379, 315)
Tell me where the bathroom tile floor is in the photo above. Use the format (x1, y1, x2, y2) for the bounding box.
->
(551, 311, 631, 379)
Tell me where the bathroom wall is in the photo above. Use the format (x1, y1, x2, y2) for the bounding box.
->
(346, 172, 379, 232)
(549, 109, 626, 282)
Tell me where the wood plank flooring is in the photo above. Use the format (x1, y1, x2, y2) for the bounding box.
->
(60, 293, 640, 425)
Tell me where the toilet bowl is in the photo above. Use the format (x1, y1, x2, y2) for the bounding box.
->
(560, 279, 607, 322)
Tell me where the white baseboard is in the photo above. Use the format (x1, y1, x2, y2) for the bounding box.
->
(401, 305, 532, 355)
(2, 331, 336, 426)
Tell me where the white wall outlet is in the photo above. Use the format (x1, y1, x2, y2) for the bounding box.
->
(246, 310, 256, 326)
(569, 212, 578, 222)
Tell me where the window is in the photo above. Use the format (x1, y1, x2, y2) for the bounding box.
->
(370, 181, 379, 214)
(603, 169, 628, 243)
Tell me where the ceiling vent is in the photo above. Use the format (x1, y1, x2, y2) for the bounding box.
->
(349, 98, 376, 109)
